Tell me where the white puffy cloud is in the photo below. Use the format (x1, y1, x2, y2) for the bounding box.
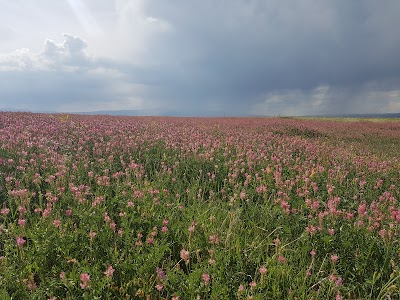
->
(0, 34, 91, 71)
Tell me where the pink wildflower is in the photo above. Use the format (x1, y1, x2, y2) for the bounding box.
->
(16, 236, 26, 248)
(202, 273, 210, 285)
(336, 277, 343, 286)
(104, 265, 115, 278)
(278, 255, 286, 263)
(80, 273, 90, 289)
(65, 209, 72, 216)
(249, 281, 257, 288)
(259, 265, 268, 275)
(0, 207, 10, 215)
(18, 206, 27, 215)
(330, 254, 339, 264)
(89, 231, 96, 240)
(156, 267, 165, 280)
(109, 222, 116, 231)
(329, 274, 337, 282)
(26, 278, 37, 291)
(18, 218, 26, 227)
(53, 219, 61, 228)
(180, 249, 190, 265)
(155, 284, 163, 291)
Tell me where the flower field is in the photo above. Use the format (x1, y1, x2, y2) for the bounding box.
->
(0, 112, 400, 299)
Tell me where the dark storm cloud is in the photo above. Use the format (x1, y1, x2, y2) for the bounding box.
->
(134, 0, 400, 113)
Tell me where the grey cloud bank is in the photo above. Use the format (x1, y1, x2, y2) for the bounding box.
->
(0, 0, 400, 116)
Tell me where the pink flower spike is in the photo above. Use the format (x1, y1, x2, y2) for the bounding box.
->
(104, 265, 115, 278)
(202, 273, 210, 285)
(180, 249, 190, 265)
(259, 265, 268, 275)
(80, 273, 90, 289)
(89, 231, 97, 240)
(278, 255, 286, 263)
(18, 218, 26, 227)
(53, 219, 61, 228)
(16, 236, 26, 248)
(249, 281, 257, 288)
(26, 278, 37, 291)
(336, 277, 343, 286)
(330, 254, 339, 264)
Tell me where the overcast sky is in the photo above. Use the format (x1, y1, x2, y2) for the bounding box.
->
(1, 0, 400, 116)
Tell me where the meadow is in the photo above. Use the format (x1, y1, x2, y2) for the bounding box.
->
(0, 112, 399, 299)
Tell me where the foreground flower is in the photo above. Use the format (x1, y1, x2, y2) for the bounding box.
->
(331, 254, 339, 264)
(237, 284, 245, 294)
(278, 255, 286, 263)
(156, 267, 165, 280)
(26, 278, 37, 291)
(16, 236, 26, 248)
(259, 265, 268, 275)
(18, 218, 26, 227)
(202, 273, 210, 285)
(80, 273, 90, 289)
(104, 265, 115, 278)
(180, 249, 190, 265)
(53, 219, 61, 228)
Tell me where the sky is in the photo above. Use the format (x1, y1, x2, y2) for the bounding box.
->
(1, 0, 400, 116)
